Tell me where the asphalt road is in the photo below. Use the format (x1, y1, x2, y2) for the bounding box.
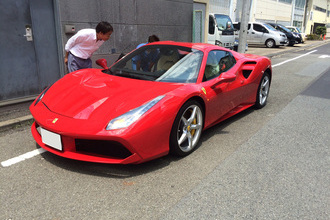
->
(1, 42, 329, 219)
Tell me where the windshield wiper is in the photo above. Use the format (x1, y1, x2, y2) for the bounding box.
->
(110, 68, 160, 81)
(103, 69, 114, 75)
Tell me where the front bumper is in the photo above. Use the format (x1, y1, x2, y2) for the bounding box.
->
(275, 36, 288, 46)
(31, 121, 144, 164)
(30, 102, 170, 164)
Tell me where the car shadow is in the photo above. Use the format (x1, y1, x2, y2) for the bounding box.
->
(39, 146, 182, 178)
(195, 107, 255, 149)
(39, 107, 256, 178)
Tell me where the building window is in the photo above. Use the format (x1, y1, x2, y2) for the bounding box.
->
(313, 5, 326, 13)
(293, 21, 303, 30)
(279, 0, 292, 4)
(295, 0, 306, 9)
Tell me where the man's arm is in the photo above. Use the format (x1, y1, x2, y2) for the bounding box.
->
(64, 51, 69, 64)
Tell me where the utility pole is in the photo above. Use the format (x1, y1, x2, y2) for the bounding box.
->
(237, 0, 252, 53)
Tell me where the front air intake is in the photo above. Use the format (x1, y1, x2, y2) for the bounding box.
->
(75, 139, 132, 159)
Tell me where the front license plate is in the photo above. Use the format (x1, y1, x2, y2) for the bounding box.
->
(40, 128, 62, 151)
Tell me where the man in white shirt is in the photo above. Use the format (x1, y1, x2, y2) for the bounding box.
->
(65, 21, 113, 73)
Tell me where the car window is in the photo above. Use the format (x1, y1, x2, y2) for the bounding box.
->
(214, 14, 233, 31)
(287, 27, 295, 32)
(253, 24, 267, 33)
(110, 45, 203, 83)
(233, 23, 240, 30)
(209, 15, 215, 34)
(278, 24, 291, 32)
(264, 23, 276, 31)
(203, 50, 236, 81)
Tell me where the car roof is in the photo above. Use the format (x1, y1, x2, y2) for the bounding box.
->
(147, 41, 230, 52)
(138, 41, 246, 60)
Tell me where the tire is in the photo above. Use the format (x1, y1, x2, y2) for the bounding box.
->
(255, 72, 271, 109)
(170, 100, 204, 156)
(265, 39, 275, 48)
(288, 40, 295, 46)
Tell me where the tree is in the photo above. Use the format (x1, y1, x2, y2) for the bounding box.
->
(315, 26, 326, 36)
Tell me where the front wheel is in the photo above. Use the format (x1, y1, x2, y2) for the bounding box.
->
(170, 100, 204, 156)
(265, 39, 275, 48)
(255, 72, 271, 109)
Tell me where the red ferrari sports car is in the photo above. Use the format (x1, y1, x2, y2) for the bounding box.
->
(30, 41, 271, 164)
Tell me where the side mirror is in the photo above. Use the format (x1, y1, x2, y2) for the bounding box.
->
(96, 59, 108, 69)
(219, 72, 236, 83)
(211, 72, 236, 88)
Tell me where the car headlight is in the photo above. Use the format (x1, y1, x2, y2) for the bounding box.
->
(34, 86, 51, 106)
(106, 95, 165, 130)
(215, 40, 222, 46)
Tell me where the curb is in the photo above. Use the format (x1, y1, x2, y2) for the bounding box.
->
(265, 40, 330, 58)
(0, 115, 34, 132)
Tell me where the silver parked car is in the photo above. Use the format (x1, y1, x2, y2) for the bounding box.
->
(234, 22, 288, 48)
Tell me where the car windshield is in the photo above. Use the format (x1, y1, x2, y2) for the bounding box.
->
(278, 24, 291, 32)
(214, 14, 233, 31)
(296, 27, 302, 33)
(287, 27, 295, 32)
(264, 23, 276, 31)
(108, 45, 203, 83)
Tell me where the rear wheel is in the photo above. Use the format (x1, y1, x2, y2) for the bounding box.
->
(170, 100, 204, 156)
(288, 41, 295, 46)
(255, 72, 271, 109)
(265, 39, 275, 48)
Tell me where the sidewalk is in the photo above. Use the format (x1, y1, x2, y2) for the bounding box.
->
(0, 39, 329, 131)
(247, 39, 328, 57)
(0, 101, 34, 132)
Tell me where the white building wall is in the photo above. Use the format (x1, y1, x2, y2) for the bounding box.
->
(251, 0, 293, 25)
(209, 0, 231, 15)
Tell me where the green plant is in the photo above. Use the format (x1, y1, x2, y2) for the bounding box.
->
(315, 26, 326, 36)
(307, 34, 322, 40)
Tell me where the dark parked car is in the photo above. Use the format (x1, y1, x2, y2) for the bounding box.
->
(267, 23, 300, 46)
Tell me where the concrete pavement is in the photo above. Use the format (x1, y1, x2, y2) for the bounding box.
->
(161, 69, 330, 219)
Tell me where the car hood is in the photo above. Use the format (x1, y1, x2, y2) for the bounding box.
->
(42, 69, 182, 120)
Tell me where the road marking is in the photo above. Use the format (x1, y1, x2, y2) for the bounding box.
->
(1, 148, 46, 167)
(319, 55, 330, 58)
(273, 50, 317, 67)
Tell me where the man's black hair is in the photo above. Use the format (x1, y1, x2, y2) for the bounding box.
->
(96, 21, 113, 34)
(148, 35, 160, 43)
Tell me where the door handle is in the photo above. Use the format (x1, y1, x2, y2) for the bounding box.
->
(24, 25, 33, 41)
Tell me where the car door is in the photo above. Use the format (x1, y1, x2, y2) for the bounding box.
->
(251, 24, 266, 44)
(246, 23, 252, 43)
(201, 50, 244, 125)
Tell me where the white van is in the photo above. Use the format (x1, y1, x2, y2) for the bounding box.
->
(233, 22, 288, 48)
(208, 14, 235, 49)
